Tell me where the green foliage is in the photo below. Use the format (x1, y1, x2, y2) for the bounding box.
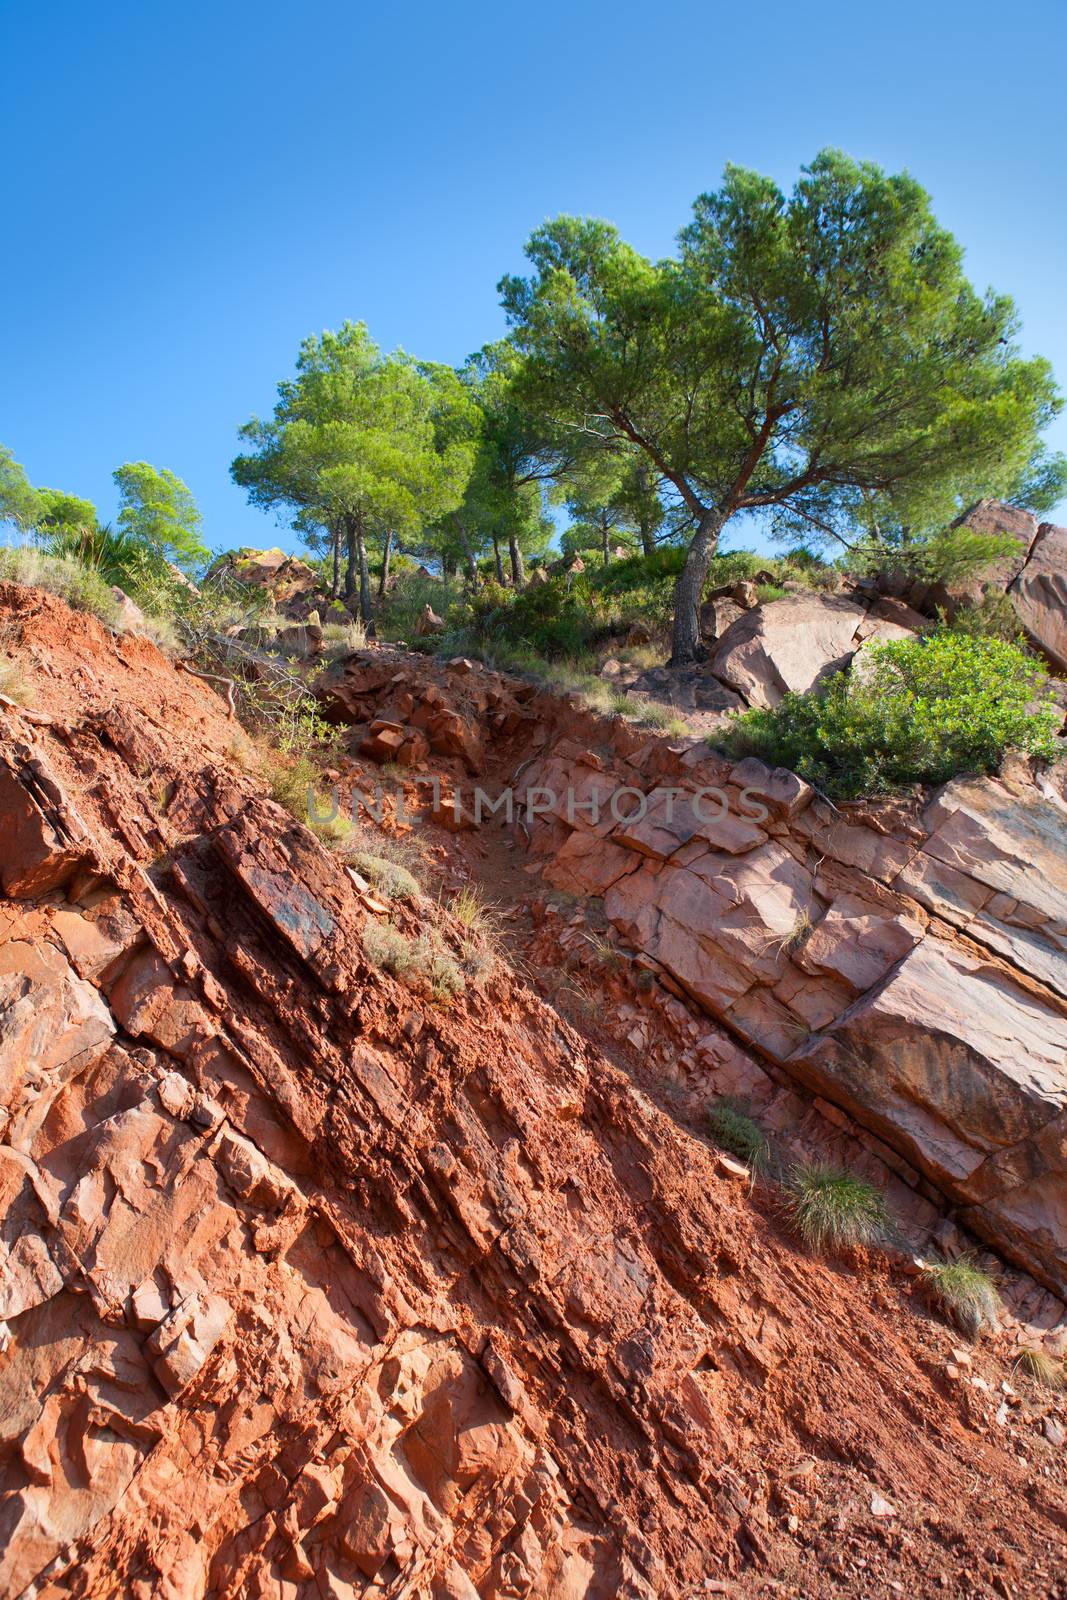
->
(723, 632, 1059, 799)
(351, 852, 421, 902)
(786, 1163, 890, 1254)
(500, 152, 1062, 660)
(377, 571, 465, 640)
(707, 1098, 770, 1174)
(264, 752, 322, 820)
(0, 445, 41, 533)
(0, 546, 121, 624)
(844, 523, 1023, 588)
(946, 592, 1024, 643)
(362, 919, 465, 1003)
(232, 322, 475, 621)
(920, 1258, 1000, 1338)
(34, 488, 98, 540)
(113, 462, 209, 575)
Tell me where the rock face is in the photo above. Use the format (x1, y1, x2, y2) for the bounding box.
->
(1010, 521, 1067, 670)
(518, 742, 1067, 1297)
(207, 546, 323, 617)
(1, 581, 1066, 1598)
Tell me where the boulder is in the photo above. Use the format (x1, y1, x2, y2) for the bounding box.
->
(414, 604, 446, 637)
(709, 593, 871, 709)
(1010, 521, 1067, 670)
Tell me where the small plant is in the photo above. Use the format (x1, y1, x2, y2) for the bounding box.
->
(362, 918, 414, 978)
(764, 909, 813, 957)
(321, 618, 367, 658)
(362, 919, 464, 1003)
(263, 751, 323, 820)
(352, 851, 420, 901)
(583, 931, 625, 972)
(920, 1257, 1001, 1338)
(1014, 1347, 1067, 1392)
(786, 1163, 890, 1254)
(450, 886, 503, 978)
(707, 1098, 770, 1175)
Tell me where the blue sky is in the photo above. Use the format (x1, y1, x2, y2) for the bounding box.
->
(2, 0, 1065, 558)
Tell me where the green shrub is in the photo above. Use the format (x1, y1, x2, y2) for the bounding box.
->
(351, 851, 420, 901)
(362, 919, 465, 1002)
(845, 525, 1022, 588)
(0, 546, 121, 624)
(920, 1258, 1000, 1338)
(946, 592, 1024, 644)
(722, 631, 1059, 799)
(262, 752, 321, 819)
(786, 1163, 890, 1254)
(707, 1098, 770, 1174)
(377, 571, 465, 641)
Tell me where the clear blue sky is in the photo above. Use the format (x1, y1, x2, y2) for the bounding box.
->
(2, 0, 1065, 558)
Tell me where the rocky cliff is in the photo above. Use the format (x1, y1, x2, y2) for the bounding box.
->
(1, 581, 1066, 1599)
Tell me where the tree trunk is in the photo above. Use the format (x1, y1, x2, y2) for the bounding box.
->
(330, 525, 341, 599)
(636, 466, 656, 556)
(670, 508, 728, 665)
(343, 520, 358, 600)
(455, 520, 478, 582)
(492, 534, 505, 585)
(355, 521, 374, 632)
(508, 532, 525, 588)
(378, 528, 392, 598)
(443, 552, 457, 579)
(601, 520, 610, 567)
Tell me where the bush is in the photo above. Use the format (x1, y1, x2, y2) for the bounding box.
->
(362, 919, 465, 1002)
(707, 1098, 770, 1174)
(0, 546, 121, 625)
(377, 571, 465, 641)
(351, 851, 420, 901)
(920, 1258, 1000, 1338)
(946, 593, 1024, 643)
(722, 631, 1059, 799)
(786, 1163, 890, 1254)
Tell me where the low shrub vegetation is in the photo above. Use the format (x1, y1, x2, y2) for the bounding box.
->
(786, 1163, 891, 1254)
(707, 1098, 771, 1175)
(351, 851, 421, 901)
(0, 546, 121, 625)
(362, 918, 465, 1002)
(722, 631, 1059, 799)
(920, 1257, 1001, 1338)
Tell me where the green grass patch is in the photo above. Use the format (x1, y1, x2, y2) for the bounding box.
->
(920, 1257, 1000, 1338)
(707, 1098, 770, 1174)
(786, 1163, 890, 1254)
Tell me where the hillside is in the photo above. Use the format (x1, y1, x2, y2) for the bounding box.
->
(1, 578, 1065, 1598)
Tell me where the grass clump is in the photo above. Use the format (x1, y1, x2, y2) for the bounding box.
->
(450, 886, 504, 980)
(786, 1163, 890, 1254)
(352, 851, 420, 901)
(0, 546, 121, 625)
(707, 1097, 770, 1175)
(920, 1257, 1001, 1338)
(321, 618, 367, 659)
(1014, 1347, 1067, 1392)
(722, 631, 1059, 799)
(262, 751, 323, 820)
(362, 918, 414, 978)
